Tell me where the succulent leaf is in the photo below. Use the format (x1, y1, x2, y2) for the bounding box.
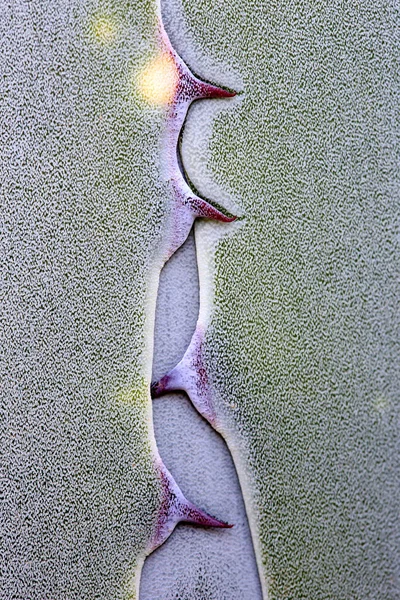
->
(174, 1, 400, 598)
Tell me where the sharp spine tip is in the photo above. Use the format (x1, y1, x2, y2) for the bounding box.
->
(150, 374, 171, 398)
(191, 197, 237, 223)
(220, 213, 237, 223)
(197, 81, 237, 100)
(181, 499, 233, 529)
(151, 365, 183, 398)
(149, 464, 232, 554)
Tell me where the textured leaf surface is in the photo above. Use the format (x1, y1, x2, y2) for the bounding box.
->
(167, 0, 400, 597)
(0, 2, 169, 597)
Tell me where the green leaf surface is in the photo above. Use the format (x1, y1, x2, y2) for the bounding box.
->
(175, 0, 400, 597)
(1, 2, 169, 597)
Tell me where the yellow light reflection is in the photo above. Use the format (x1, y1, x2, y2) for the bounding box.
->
(92, 15, 117, 45)
(137, 54, 178, 105)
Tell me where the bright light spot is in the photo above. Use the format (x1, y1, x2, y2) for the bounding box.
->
(91, 15, 117, 44)
(137, 54, 178, 105)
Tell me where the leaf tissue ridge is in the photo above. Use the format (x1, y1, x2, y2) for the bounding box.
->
(146, 8, 236, 554)
(155, 12, 236, 264)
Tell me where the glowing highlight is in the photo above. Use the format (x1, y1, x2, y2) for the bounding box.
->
(137, 54, 178, 105)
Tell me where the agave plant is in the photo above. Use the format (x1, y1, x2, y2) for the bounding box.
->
(1, 0, 399, 599)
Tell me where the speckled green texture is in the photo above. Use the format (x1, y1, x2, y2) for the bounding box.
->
(177, 1, 399, 597)
(0, 1, 169, 598)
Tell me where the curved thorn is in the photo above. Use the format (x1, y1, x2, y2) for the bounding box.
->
(162, 194, 236, 261)
(151, 327, 218, 427)
(189, 196, 237, 222)
(195, 81, 237, 100)
(148, 462, 232, 554)
(180, 499, 233, 529)
(151, 370, 180, 398)
(177, 64, 237, 103)
(158, 17, 237, 103)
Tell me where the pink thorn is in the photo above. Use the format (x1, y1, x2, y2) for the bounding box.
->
(181, 500, 233, 529)
(151, 373, 176, 398)
(151, 327, 218, 427)
(158, 15, 237, 104)
(177, 67, 237, 103)
(189, 196, 237, 222)
(196, 81, 237, 100)
(148, 462, 233, 553)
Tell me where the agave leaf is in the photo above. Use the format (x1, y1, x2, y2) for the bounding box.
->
(0, 1, 230, 597)
(167, 1, 400, 597)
